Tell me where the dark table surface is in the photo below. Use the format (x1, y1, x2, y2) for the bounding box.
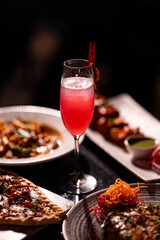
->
(5, 135, 142, 240)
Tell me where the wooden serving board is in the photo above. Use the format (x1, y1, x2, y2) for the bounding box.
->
(0, 187, 74, 240)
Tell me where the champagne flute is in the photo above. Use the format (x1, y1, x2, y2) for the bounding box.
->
(59, 59, 97, 194)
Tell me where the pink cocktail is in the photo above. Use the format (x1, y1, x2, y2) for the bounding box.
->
(60, 77, 94, 136)
(59, 59, 97, 194)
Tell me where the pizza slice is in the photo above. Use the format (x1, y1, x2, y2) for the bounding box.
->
(0, 168, 66, 226)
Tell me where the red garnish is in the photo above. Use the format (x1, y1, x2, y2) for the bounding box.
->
(88, 42, 95, 67)
(151, 148, 160, 174)
(151, 148, 160, 164)
(88, 42, 99, 90)
(10, 191, 21, 199)
(21, 186, 30, 197)
(4, 185, 32, 205)
(91, 178, 146, 218)
(23, 200, 33, 208)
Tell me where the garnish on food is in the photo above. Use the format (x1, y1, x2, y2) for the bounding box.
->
(88, 42, 99, 91)
(151, 148, 160, 174)
(91, 178, 146, 218)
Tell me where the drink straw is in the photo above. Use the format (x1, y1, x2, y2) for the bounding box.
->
(88, 42, 99, 90)
(88, 42, 95, 67)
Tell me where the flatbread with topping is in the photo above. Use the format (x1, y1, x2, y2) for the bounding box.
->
(0, 168, 66, 226)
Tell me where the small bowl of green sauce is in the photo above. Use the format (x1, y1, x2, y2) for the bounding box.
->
(124, 135, 159, 159)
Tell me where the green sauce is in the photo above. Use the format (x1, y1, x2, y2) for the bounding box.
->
(129, 138, 156, 149)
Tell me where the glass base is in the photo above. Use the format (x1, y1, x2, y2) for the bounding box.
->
(59, 172, 97, 194)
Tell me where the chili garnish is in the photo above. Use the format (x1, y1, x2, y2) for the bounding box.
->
(151, 148, 160, 174)
(88, 42, 99, 90)
(151, 148, 160, 164)
(4, 185, 31, 204)
(91, 178, 147, 218)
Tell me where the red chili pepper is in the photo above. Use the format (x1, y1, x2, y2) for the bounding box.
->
(88, 42, 95, 67)
(10, 191, 21, 199)
(23, 200, 33, 208)
(151, 149, 160, 164)
(21, 187, 29, 197)
(88, 42, 99, 90)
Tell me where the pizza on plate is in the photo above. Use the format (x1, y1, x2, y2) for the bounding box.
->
(0, 168, 66, 226)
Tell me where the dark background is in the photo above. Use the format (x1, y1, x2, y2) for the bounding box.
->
(0, 0, 160, 119)
(0, 2, 160, 239)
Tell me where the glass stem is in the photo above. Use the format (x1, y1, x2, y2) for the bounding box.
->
(74, 135, 80, 176)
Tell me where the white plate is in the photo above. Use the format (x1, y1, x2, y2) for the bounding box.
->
(86, 93, 160, 182)
(0, 105, 84, 166)
(63, 183, 160, 240)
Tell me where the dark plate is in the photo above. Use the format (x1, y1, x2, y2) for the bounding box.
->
(63, 183, 160, 240)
